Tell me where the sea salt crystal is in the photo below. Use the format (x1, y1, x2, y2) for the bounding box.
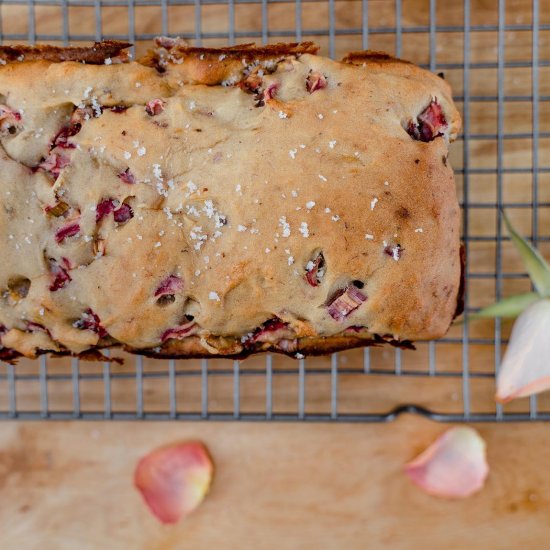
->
(209, 291, 220, 301)
(152, 164, 163, 180)
(279, 216, 291, 237)
(370, 197, 378, 210)
(203, 200, 215, 218)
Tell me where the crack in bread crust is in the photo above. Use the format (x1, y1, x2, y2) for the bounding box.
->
(141, 39, 321, 84)
(341, 50, 414, 65)
(0, 41, 132, 64)
(144, 39, 319, 62)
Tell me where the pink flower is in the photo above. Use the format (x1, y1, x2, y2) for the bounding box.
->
(405, 427, 489, 499)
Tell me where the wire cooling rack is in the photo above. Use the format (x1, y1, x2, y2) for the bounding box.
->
(0, 0, 549, 421)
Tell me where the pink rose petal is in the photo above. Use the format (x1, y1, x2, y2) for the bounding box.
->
(405, 427, 489, 499)
(134, 441, 214, 524)
(496, 299, 550, 403)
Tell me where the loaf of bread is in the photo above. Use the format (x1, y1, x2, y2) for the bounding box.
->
(0, 40, 462, 362)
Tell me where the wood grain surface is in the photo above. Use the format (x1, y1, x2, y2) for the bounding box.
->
(0, 417, 549, 549)
(0, 1, 549, 547)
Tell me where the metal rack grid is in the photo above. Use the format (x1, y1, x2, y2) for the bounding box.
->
(0, 0, 549, 421)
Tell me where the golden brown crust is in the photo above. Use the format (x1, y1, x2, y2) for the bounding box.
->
(341, 50, 413, 66)
(140, 39, 319, 85)
(132, 334, 414, 361)
(0, 41, 132, 64)
(148, 39, 319, 60)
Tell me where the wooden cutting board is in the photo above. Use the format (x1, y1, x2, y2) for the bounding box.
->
(0, 416, 548, 549)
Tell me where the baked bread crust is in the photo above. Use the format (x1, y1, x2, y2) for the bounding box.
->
(0, 40, 462, 361)
(0, 41, 131, 64)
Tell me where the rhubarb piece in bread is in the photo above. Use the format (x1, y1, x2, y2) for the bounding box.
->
(0, 40, 461, 361)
